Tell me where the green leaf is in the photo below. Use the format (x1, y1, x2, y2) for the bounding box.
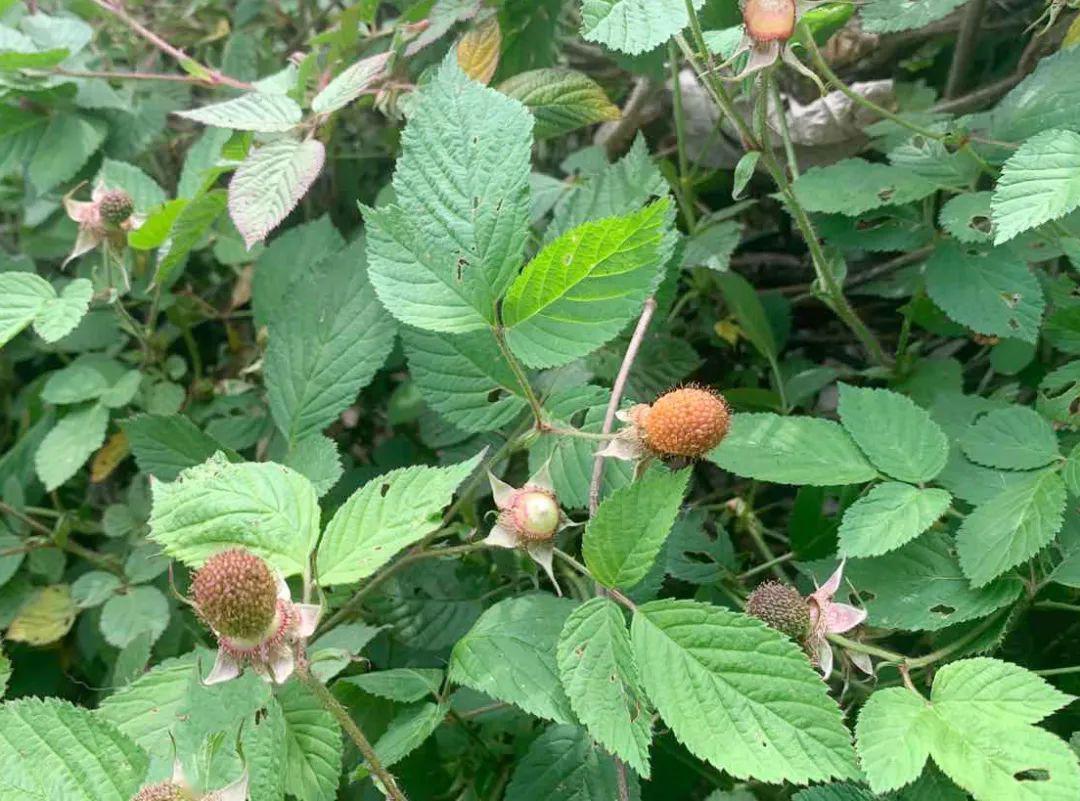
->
(0, 698, 147, 801)
(70, 570, 120, 609)
(503, 199, 673, 368)
(311, 52, 389, 114)
(42, 363, 109, 405)
(122, 414, 235, 481)
(155, 189, 228, 285)
(97, 159, 167, 212)
(278, 681, 342, 801)
(252, 216, 343, 328)
(449, 594, 576, 724)
(837, 384, 949, 483)
(282, 435, 342, 498)
(838, 482, 951, 558)
(266, 239, 396, 445)
(791, 159, 936, 215)
(99, 585, 169, 648)
(0, 272, 54, 347)
(580, 0, 704, 55)
(228, 137, 325, 249)
(990, 47, 1080, 142)
(28, 114, 105, 193)
(551, 134, 667, 238)
(957, 468, 1067, 587)
(583, 467, 690, 589)
(364, 55, 533, 333)
(792, 785, 877, 801)
(855, 687, 934, 793)
(959, 406, 1060, 470)
(128, 199, 187, 250)
(340, 668, 444, 702)
(402, 327, 527, 432)
(34, 403, 108, 491)
(925, 240, 1044, 343)
(175, 92, 302, 132)
(557, 597, 652, 777)
(717, 270, 778, 361)
(683, 220, 741, 271)
(858, 0, 967, 33)
(709, 413, 878, 486)
(100, 371, 141, 409)
(631, 599, 858, 783)
(939, 192, 993, 244)
(149, 452, 320, 577)
(857, 659, 1080, 799)
(991, 129, 1080, 244)
(178, 128, 233, 200)
(371, 701, 448, 768)
(842, 531, 1023, 631)
(33, 279, 93, 343)
(498, 68, 619, 139)
(316, 453, 481, 585)
(505, 723, 636, 801)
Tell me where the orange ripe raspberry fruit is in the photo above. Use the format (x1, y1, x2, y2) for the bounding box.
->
(742, 0, 796, 42)
(642, 386, 731, 458)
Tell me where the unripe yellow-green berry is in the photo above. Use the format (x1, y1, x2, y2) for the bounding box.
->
(510, 489, 561, 541)
(192, 548, 278, 641)
(743, 0, 796, 43)
(746, 581, 811, 641)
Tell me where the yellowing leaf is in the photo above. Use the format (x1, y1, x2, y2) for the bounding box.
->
(7, 585, 77, 645)
(457, 16, 501, 85)
(91, 431, 131, 483)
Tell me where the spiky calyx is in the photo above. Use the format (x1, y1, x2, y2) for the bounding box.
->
(131, 782, 195, 801)
(192, 548, 278, 641)
(99, 189, 135, 227)
(747, 581, 811, 641)
(509, 489, 561, 541)
(742, 0, 796, 43)
(642, 387, 730, 458)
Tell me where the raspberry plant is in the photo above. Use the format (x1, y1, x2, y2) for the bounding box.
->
(1, 1, 1079, 800)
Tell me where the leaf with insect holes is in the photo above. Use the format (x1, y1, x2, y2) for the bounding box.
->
(228, 137, 325, 249)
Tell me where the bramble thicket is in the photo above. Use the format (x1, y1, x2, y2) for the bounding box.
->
(1, 1, 1080, 800)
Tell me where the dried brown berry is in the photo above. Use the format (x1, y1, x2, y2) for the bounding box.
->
(747, 580, 811, 641)
(642, 386, 730, 458)
(131, 782, 194, 801)
(192, 548, 278, 642)
(99, 189, 135, 227)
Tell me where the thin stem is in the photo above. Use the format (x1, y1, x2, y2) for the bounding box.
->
(737, 551, 793, 580)
(743, 513, 787, 582)
(296, 667, 408, 801)
(88, 0, 254, 91)
(768, 73, 799, 180)
(543, 426, 613, 441)
(944, 0, 988, 99)
(802, 32, 944, 142)
(1034, 665, 1080, 677)
(553, 549, 636, 612)
(1034, 600, 1080, 614)
(315, 542, 488, 636)
(492, 326, 544, 427)
(589, 298, 657, 514)
(668, 40, 697, 232)
(30, 67, 211, 84)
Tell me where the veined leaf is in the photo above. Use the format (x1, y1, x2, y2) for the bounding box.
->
(505, 724, 636, 801)
(503, 199, 673, 368)
(0, 272, 56, 347)
(557, 597, 652, 776)
(122, 413, 236, 481)
(149, 452, 320, 577)
(228, 137, 325, 249)
(449, 594, 576, 724)
(709, 413, 878, 486)
(631, 599, 858, 783)
(316, 453, 481, 585)
(583, 467, 690, 589)
(175, 92, 302, 132)
(498, 68, 619, 139)
(959, 406, 1060, 470)
(956, 468, 1066, 587)
(364, 55, 533, 333)
(311, 52, 389, 114)
(278, 681, 342, 801)
(992, 129, 1080, 244)
(580, 0, 705, 55)
(838, 483, 951, 558)
(457, 16, 501, 85)
(792, 159, 937, 216)
(859, 0, 967, 33)
(34, 403, 109, 491)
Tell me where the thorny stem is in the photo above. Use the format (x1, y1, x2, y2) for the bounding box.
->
(296, 665, 408, 801)
(588, 297, 657, 515)
(88, 0, 255, 91)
